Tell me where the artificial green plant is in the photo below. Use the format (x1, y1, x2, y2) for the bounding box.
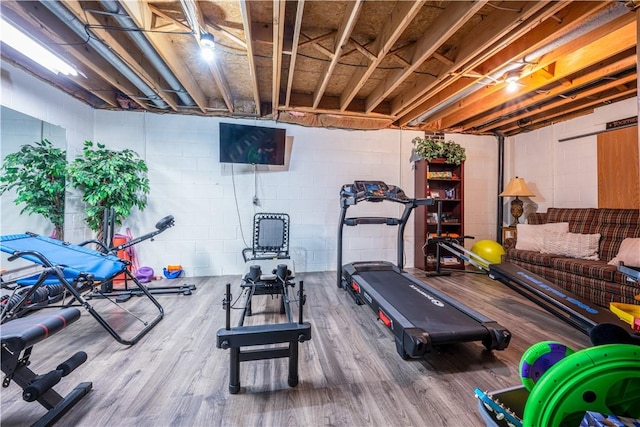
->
(66, 140, 150, 241)
(412, 136, 466, 165)
(0, 139, 67, 239)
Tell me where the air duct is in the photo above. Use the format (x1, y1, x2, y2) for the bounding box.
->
(99, 1, 195, 107)
(40, 0, 169, 109)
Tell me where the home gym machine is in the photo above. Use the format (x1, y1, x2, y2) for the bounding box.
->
(337, 180, 511, 359)
(1, 307, 92, 426)
(217, 265, 311, 394)
(412, 223, 636, 338)
(216, 213, 311, 394)
(488, 262, 633, 336)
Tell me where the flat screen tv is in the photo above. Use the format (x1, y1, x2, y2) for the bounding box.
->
(219, 123, 286, 165)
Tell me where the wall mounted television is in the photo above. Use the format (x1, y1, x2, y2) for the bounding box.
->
(219, 122, 286, 165)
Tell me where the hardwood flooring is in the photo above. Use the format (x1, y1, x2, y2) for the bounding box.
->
(1, 269, 591, 426)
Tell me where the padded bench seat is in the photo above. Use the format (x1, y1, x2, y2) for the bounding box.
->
(1, 308, 81, 352)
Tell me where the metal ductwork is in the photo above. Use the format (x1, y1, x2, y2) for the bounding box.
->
(409, 2, 630, 127)
(99, 1, 195, 107)
(40, 0, 170, 110)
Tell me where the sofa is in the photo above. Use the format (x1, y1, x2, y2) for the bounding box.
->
(504, 207, 640, 307)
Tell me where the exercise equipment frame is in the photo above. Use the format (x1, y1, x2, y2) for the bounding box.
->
(216, 264, 311, 394)
(1, 233, 164, 345)
(337, 180, 511, 359)
(1, 308, 92, 426)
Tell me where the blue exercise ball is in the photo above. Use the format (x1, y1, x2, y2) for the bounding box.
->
(471, 240, 505, 267)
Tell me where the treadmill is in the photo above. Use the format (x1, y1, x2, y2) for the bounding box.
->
(337, 180, 511, 359)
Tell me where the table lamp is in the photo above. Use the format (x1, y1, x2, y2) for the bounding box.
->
(499, 177, 535, 225)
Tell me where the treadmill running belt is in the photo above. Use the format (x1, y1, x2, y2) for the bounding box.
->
(359, 270, 490, 342)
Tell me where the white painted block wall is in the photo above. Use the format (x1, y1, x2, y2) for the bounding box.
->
(91, 111, 421, 276)
(504, 97, 637, 218)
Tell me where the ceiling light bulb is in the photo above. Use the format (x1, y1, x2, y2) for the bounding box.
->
(199, 32, 215, 61)
(200, 33, 215, 50)
(505, 70, 520, 83)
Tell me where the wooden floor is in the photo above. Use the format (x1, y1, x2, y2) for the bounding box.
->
(1, 269, 591, 426)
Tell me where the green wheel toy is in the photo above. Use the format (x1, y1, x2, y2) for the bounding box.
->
(519, 341, 575, 392)
(523, 344, 640, 427)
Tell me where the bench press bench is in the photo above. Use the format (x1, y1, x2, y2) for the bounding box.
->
(1, 308, 92, 426)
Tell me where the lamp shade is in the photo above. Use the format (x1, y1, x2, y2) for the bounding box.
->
(499, 177, 535, 197)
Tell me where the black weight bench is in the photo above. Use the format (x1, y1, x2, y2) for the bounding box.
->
(1, 308, 92, 426)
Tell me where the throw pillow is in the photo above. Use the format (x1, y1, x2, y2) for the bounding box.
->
(607, 238, 640, 268)
(515, 222, 570, 252)
(541, 231, 601, 260)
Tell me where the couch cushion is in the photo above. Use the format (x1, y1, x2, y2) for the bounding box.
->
(515, 222, 570, 251)
(550, 257, 616, 282)
(506, 248, 562, 267)
(608, 238, 640, 268)
(541, 231, 601, 260)
(546, 208, 595, 234)
(590, 209, 640, 262)
(526, 212, 547, 225)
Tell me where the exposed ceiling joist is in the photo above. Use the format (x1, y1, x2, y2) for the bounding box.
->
(1, 1, 636, 135)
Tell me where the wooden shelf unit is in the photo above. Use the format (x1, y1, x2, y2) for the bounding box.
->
(414, 159, 465, 271)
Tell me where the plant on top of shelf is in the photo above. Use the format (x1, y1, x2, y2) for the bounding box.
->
(0, 139, 67, 240)
(66, 140, 149, 242)
(411, 136, 466, 165)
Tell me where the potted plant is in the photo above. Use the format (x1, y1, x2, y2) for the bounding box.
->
(67, 141, 150, 242)
(0, 139, 67, 239)
(411, 136, 466, 165)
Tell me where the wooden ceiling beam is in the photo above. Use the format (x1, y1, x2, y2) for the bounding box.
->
(339, 0, 425, 111)
(464, 53, 636, 131)
(285, 0, 305, 108)
(434, 22, 637, 130)
(298, 31, 337, 48)
(119, 2, 209, 113)
(500, 87, 636, 135)
(475, 73, 636, 133)
(65, 1, 179, 111)
(365, 1, 487, 114)
(396, 2, 632, 128)
(288, 93, 392, 117)
(312, 0, 363, 109)
(187, 1, 234, 113)
(390, 0, 555, 116)
(272, 0, 285, 113)
(239, 0, 261, 116)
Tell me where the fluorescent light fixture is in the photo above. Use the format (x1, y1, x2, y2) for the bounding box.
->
(0, 17, 78, 76)
(200, 32, 215, 61)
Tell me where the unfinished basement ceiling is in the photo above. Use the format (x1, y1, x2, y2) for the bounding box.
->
(1, 1, 638, 136)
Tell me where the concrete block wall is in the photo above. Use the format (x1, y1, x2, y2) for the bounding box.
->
(91, 111, 421, 276)
(453, 134, 500, 243)
(506, 97, 637, 215)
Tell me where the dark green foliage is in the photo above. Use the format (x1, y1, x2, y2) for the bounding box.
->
(67, 141, 149, 236)
(0, 139, 66, 239)
(412, 137, 467, 165)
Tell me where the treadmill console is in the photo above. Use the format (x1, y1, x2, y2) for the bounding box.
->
(342, 180, 408, 202)
(354, 180, 389, 197)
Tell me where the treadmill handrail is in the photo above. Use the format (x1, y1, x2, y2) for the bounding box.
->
(337, 181, 434, 288)
(345, 217, 401, 226)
